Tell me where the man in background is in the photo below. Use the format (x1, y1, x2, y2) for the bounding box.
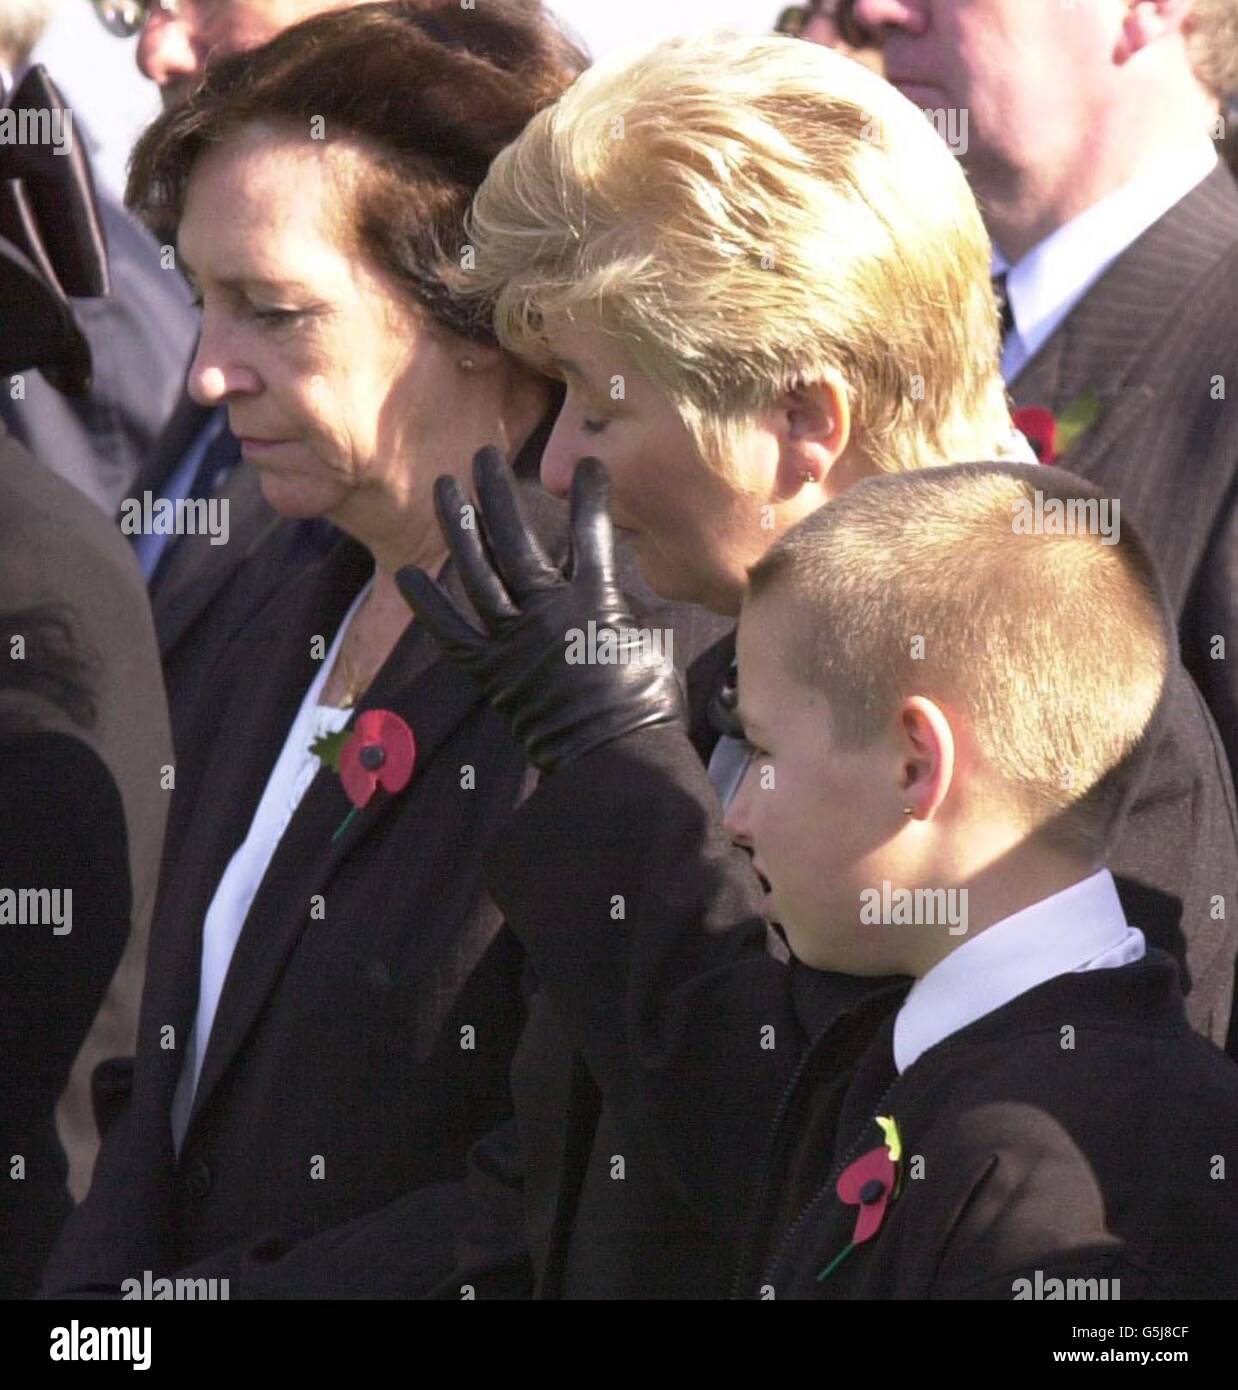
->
(856, 0, 1238, 799)
(0, 0, 196, 513)
(856, 0, 1238, 1054)
(776, 0, 882, 68)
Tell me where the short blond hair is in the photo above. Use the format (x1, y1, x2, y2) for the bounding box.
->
(464, 33, 1013, 480)
(1188, 0, 1238, 100)
(747, 464, 1171, 858)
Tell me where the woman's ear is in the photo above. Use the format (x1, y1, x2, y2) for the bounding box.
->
(454, 339, 505, 374)
(1116, 0, 1195, 64)
(772, 373, 854, 500)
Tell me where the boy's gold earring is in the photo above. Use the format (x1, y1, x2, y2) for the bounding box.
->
(459, 356, 476, 372)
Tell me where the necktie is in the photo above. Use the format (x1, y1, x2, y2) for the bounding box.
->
(992, 271, 1014, 340)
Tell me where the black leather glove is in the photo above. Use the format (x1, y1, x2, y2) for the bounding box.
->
(397, 447, 685, 774)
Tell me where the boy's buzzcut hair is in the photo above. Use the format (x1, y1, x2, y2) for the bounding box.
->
(747, 464, 1172, 858)
(463, 32, 1015, 480)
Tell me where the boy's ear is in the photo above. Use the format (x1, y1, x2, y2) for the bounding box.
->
(771, 374, 854, 500)
(899, 696, 956, 821)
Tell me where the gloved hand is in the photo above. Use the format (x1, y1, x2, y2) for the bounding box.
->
(397, 447, 685, 773)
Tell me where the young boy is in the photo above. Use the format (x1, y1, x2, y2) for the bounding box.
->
(401, 455, 1238, 1298)
(721, 461, 1238, 1297)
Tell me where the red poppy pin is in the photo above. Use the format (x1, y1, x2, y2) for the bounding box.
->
(817, 1115, 903, 1285)
(310, 709, 416, 842)
(1012, 390, 1100, 466)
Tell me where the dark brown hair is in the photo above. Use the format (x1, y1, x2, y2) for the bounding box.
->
(126, 0, 587, 343)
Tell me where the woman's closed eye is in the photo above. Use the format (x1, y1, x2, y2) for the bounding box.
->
(582, 416, 609, 435)
(185, 288, 313, 327)
(247, 303, 313, 328)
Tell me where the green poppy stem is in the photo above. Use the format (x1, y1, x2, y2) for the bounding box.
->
(816, 1241, 856, 1284)
(331, 806, 360, 843)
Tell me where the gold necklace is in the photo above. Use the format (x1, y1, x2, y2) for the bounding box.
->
(334, 636, 383, 710)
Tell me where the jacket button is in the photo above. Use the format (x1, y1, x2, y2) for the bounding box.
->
(183, 1159, 212, 1199)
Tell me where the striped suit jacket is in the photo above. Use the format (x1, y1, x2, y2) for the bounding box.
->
(1009, 163, 1238, 788)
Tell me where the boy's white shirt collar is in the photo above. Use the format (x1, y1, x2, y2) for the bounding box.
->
(893, 868, 1145, 1073)
(994, 139, 1219, 383)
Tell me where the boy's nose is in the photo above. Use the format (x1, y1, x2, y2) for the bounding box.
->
(723, 770, 755, 848)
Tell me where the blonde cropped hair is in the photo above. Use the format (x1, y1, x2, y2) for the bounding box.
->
(747, 465, 1172, 859)
(464, 32, 1014, 480)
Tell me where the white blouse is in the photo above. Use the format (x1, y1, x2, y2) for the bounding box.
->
(170, 579, 373, 1153)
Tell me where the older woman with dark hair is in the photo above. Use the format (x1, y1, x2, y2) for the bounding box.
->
(38, 0, 707, 1299)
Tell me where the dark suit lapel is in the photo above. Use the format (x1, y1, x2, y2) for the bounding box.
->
(127, 391, 213, 504)
(185, 567, 490, 1131)
(1010, 164, 1238, 429)
(153, 536, 372, 1053)
(151, 462, 279, 656)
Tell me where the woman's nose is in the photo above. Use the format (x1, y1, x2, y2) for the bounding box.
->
(185, 323, 259, 407)
(538, 421, 578, 500)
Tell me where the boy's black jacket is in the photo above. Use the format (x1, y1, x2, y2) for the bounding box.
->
(485, 724, 1238, 1299)
(739, 954, 1238, 1298)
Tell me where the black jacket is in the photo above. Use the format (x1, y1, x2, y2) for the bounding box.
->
(481, 688, 1238, 1297)
(41, 501, 552, 1297)
(42, 465, 731, 1298)
(739, 953, 1238, 1299)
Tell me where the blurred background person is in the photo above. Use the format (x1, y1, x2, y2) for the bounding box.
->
(0, 106, 171, 1295)
(16, 0, 159, 196)
(855, 0, 1238, 804)
(775, 0, 882, 68)
(0, 0, 196, 513)
(0, 52, 184, 1223)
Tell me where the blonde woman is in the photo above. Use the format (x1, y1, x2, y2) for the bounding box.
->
(402, 33, 1238, 1296)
